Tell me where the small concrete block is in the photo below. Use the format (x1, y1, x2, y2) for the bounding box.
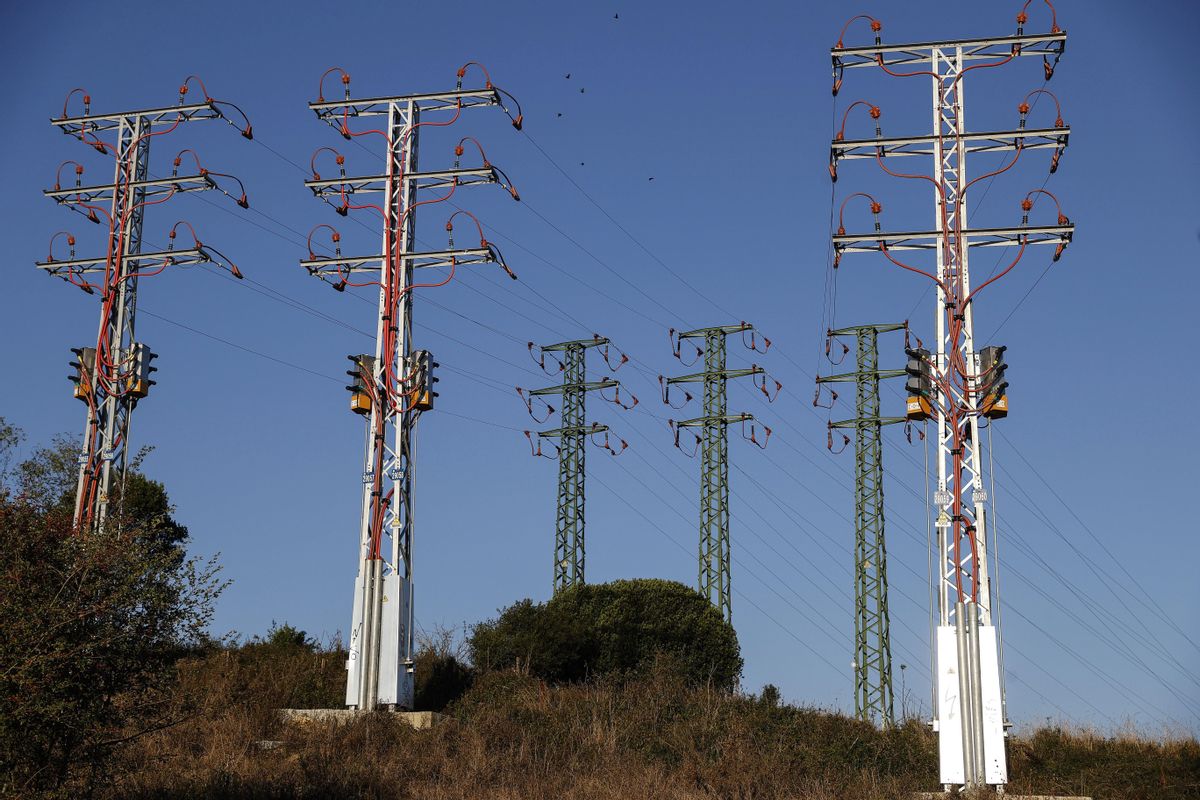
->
(914, 795, 1092, 800)
(278, 708, 445, 730)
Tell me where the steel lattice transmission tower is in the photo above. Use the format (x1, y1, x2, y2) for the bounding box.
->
(300, 65, 524, 710)
(520, 336, 634, 593)
(816, 323, 907, 727)
(829, 5, 1074, 790)
(662, 324, 777, 622)
(35, 81, 252, 533)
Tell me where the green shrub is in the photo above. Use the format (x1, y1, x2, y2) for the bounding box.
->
(468, 578, 742, 690)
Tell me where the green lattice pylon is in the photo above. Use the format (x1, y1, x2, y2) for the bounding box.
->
(527, 337, 622, 594)
(817, 323, 906, 726)
(665, 324, 769, 623)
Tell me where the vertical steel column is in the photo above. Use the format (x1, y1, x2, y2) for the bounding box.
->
(524, 336, 623, 594)
(927, 44, 1003, 791)
(816, 324, 905, 726)
(347, 100, 419, 711)
(699, 330, 732, 621)
(854, 328, 893, 726)
(76, 115, 148, 532)
(665, 323, 771, 624)
(554, 343, 587, 591)
(304, 79, 526, 710)
(829, 21, 1073, 791)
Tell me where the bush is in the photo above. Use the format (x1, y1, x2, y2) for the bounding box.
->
(0, 499, 225, 797)
(468, 578, 742, 690)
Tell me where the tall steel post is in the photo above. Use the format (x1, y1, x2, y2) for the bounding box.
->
(522, 336, 628, 593)
(36, 89, 251, 533)
(830, 13, 1074, 790)
(664, 324, 774, 623)
(301, 69, 523, 709)
(817, 323, 906, 726)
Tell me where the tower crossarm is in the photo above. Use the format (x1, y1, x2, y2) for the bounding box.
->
(527, 378, 619, 397)
(309, 89, 505, 127)
(834, 223, 1073, 254)
(676, 323, 750, 341)
(666, 366, 763, 386)
(305, 167, 503, 197)
(818, 368, 906, 384)
(536, 422, 610, 439)
(51, 102, 221, 136)
(37, 247, 209, 275)
(541, 336, 609, 353)
(675, 413, 753, 429)
(301, 247, 495, 275)
(833, 126, 1069, 161)
(832, 32, 1066, 70)
(829, 416, 907, 428)
(44, 174, 215, 205)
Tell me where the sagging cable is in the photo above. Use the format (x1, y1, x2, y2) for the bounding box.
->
(742, 325, 771, 354)
(825, 331, 851, 365)
(669, 420, 701, 459)
(668, 328, 702, 365)
(527, 342, 564, 374)
(602, 384, 638, 411)
(754, 371, 782, 403)
(597, 336, 629, 371)
(1020, 189, 1070, 261)
(659, 375, 693, 410)
(524, 431, 558, 459)
(53, 161, 85, 192)
(589, 426, 628, 457)
(516, 387, 555, 423)
(742, 420, 771, 450)
(827, 423, 851, 455)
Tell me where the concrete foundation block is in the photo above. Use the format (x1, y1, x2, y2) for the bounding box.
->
(278, 708, 445, 730)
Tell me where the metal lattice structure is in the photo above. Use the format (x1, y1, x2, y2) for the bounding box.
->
(830, 5, 1074, 790)
(817, 324, 907, 726)
(520, 337, 632, 593)
(300, 66, 523, 710)
(663, 324, 776, 622)
(35, 83, 251, 533)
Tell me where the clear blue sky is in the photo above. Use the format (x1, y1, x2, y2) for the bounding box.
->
(2, 0, 1197, 733)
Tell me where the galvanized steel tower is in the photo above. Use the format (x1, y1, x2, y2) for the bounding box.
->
(300, 64, 523, 710)
(817, 323, 907, 726)
(829, 4, 1074, 789)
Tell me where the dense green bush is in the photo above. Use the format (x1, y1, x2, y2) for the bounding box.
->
(468, 578, 743, 690)
(0, 419, 224, 798)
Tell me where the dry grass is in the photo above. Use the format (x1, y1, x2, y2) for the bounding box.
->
(101, 647, 1198, 800)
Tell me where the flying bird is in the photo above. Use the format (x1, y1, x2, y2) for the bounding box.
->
(614, 13, 619, 19)
(648, 177, 655, 181)
(565, 73, 571, 79)
(556, 112, 563, 117)
(580, 87, 586, 94)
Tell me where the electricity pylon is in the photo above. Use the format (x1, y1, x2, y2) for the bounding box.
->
(662, 324, 777, 622)
(830, 7, 1074, 789)
(35, 81, 251, 533)
(816, 323, 907, 727)
(300, 65, 523, 711)
(520, 336, 634, 593)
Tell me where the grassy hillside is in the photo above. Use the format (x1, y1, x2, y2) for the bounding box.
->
(105, 644, 1198, 800)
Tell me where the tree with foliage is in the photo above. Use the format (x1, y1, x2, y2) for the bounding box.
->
(469, 578, 743, 691)
(0, 419, 224, 797)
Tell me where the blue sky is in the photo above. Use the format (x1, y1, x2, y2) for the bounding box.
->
(2, 0, 1197, 733)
